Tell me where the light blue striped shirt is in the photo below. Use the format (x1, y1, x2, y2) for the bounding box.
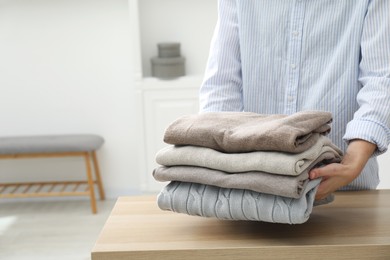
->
(199, 0, 390, 190)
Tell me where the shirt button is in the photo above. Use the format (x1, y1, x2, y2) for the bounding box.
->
(291, 63, 297, 69)
(288, 96, 294, 102)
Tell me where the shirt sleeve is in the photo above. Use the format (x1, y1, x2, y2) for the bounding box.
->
(199, 0, 243, 112)
(343, 0, 390, 156)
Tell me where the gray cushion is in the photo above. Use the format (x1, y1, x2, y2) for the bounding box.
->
(0, 134, 104, 154)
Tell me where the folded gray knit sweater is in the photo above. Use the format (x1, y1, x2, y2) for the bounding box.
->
(163, 111, 332, 153)
(157, 179, 327, 224)
(153, 165, 310, 198)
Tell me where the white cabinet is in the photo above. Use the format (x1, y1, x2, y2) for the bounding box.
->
(136, 78, 201, 191)
(129, 0, 217, 191)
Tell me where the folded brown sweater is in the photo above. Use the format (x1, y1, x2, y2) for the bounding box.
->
(164, 111, 332, 153)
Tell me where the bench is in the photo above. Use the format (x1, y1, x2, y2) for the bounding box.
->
(0, 134, 105, 213)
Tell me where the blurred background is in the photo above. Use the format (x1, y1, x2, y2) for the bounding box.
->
(0, 0, 218, 198)
(0, 0, 389, 259)
(1, 0, 388, 200)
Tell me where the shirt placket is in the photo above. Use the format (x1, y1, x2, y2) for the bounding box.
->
(284, 0, 306, 114)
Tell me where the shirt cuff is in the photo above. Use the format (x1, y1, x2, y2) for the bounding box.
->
(343, 119, 390, 157)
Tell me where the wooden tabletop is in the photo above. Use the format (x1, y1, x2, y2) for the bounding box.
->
(91, 190, 390, 260)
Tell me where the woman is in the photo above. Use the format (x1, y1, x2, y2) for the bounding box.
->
(199, 0, 390, 199)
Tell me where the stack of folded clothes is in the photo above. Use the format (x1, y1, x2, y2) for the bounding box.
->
(153, 111, 343, 224)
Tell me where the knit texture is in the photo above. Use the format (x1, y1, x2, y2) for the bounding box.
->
(163, 111, 332, 153)
(157, 179, 325, 224)
(153, 166, 310, 198)
(157, 135, 342, 176)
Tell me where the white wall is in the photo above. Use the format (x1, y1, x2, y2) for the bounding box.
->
(138, 0, 218, 77)
(0, 0, 141, 198)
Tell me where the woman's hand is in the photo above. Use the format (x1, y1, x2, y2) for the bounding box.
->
(309, 139, 376, 200)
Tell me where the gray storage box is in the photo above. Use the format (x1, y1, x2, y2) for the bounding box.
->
(151, 56, 185, 79)
(151, 42, 186, 79)
(158, 43, 181, 58)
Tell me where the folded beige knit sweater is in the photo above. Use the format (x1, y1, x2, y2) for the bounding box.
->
(156, 135, 342, 176)
(163, 111, 332, 153)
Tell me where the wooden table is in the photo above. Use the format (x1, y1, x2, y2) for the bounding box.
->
(91, 191, 390, 259)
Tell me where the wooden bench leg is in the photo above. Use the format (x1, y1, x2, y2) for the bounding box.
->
(84, 152, 97, 214)
(91, 151, 105, 200)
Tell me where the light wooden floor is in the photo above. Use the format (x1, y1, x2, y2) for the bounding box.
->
(0, 199, 116, 260)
